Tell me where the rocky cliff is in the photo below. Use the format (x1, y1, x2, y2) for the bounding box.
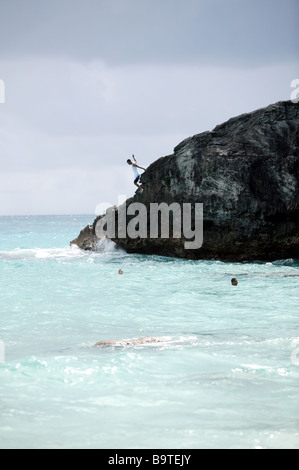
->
(71, 100, 299, 261)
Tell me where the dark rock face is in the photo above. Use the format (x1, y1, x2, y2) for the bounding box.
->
(71, 101, 299, 261)
(71, 223, 94, 251)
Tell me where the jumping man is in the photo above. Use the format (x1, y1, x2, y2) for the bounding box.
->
(127, 154, 146, 192)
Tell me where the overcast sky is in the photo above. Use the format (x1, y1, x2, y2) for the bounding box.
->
(0, 0, 298, 215)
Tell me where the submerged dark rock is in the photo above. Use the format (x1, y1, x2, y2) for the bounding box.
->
(71, 100, 299, 261)
(94, 337, 163, 347)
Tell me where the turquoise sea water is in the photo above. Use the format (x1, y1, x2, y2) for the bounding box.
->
(0, 215, 298, 449)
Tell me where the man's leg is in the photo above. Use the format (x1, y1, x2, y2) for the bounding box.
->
(134, 177, 143, 192)
(134, 182, 143, 192)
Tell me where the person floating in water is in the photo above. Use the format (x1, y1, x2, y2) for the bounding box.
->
(127, 154, 146, 192)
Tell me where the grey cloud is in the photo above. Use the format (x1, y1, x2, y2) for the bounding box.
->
(0, 0, 298, 66)
(0, 0, 298, 215)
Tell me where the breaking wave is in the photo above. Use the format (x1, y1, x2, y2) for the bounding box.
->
(94, 237, 125, 254)
(0, 240, 124, 261)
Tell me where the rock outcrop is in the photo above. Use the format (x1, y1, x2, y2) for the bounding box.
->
(71, 100, 299, 261)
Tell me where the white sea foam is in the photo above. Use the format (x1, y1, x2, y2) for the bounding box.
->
(94, 236, 125, 253)
(236, 364, 292, 377)
(0, 245, 87, 260)
(0, 239, 125, 261)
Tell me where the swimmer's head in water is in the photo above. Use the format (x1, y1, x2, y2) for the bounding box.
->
(231, 278, 238, 286)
